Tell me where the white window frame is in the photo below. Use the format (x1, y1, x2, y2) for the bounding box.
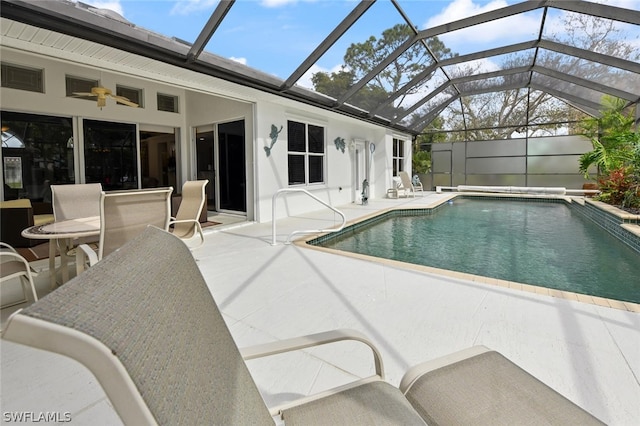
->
(287, 119, 326, 186)
(392, 137, 406, 177)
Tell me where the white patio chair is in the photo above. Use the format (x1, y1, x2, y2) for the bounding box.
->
(0, 242, 38, 308)
(3, 227, 604, 425)
(75, 187, 173, 273)
(169, 180, 208, 248)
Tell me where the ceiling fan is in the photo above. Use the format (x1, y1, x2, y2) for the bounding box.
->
(73, 86, 139, 108)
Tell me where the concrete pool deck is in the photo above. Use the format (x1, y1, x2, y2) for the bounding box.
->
(1, 192, 639, 424)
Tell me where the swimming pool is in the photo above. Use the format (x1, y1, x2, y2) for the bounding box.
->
(312, 198, 640, 304)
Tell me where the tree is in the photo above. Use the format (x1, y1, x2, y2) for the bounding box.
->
(311, 24, 455, 118)
(443, 13, 639, 141)
(578, 96, 638, 179)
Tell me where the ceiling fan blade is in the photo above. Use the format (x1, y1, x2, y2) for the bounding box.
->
(112, 95, 139, 108)
(72, 92, 96, 97)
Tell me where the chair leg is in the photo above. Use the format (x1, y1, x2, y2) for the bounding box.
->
(21, 275, 38, 302)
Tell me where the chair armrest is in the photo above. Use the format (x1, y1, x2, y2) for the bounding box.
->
(76, 243, 99, 275)
(168, 219, 199, 226)
(240, 328, 384, 379)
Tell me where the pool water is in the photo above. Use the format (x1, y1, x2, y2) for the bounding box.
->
(318, 198, 640, 303)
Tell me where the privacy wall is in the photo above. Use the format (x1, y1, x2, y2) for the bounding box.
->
(424, 135, 595, 190)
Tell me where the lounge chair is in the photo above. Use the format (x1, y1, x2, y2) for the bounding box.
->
(75, 187, 172, 273)
(169, 180, 208, 248)
(398, 171, 423, 197)
(2, 227, 604, 425)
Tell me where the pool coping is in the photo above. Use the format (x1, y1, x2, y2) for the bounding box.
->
(295, 193, 640, 313)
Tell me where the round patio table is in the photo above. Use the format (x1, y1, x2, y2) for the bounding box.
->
(22, 216, 100, 289)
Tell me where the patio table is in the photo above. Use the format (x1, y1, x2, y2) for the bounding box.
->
(22, 216, 100, 289)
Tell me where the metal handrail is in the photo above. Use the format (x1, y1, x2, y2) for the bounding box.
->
(271, 188, 346, 245)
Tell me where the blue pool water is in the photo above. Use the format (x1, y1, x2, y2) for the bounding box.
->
(317, 198, 640, 303)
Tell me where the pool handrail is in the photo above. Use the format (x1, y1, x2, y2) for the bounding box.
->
(271, 188, 346, 245)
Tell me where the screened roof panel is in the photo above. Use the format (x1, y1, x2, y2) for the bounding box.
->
(204, 1, 355, 81)
(536, 50, 640, 95)
(397, 85, 459, 128)
(1, 0, 639, 137)
(429, 9, 543, 60)
(541, 8, 640, 60)
(392, 67, 450, 117)
(456, 72, 530, 94)
(442, 50, 536, 79)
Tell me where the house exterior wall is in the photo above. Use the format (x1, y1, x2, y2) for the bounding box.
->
(1, 46, 410, 223)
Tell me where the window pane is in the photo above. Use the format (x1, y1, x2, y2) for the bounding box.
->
(287, 121, 305, 152)
(84, 119, 138, 191)
(288, 154, 305, 185)
(116, 85, 142, 107)
(1, 63, 43, 93)
(157, 93, 178, 112)
(398, 158, 404, 172)
(1, 111, 73, 202)
(309, 155, 323, 183)
(308, 125, 324, 153)
(393, 139, 398, 156)
(66, 75, 98, 98)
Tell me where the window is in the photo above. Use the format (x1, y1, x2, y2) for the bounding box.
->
(65, 75, 98, 100)
(157, 93, 178, 112)
(1, 63, 44, 92)
(83, 119, 137, 191)
(116, 85, 143, 108)
(1, 111, 74, 202)
(287, 120, 325, 185)
(392, 138, 405, 176)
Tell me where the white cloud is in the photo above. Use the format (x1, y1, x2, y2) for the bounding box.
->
(589, 0, 640, 8)
(260, 0, 298, 7)
(79, 0, 124, 16)
(170, 0, 219, 16)
(296, 63, 343, 90)
(423, 0, 539, 47)
(229, 56, 247, 65)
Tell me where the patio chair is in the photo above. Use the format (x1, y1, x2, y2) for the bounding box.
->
(75, 187, 172, 273)
(51, 183, 102, 222)
(0, 242, 38, 309)
(398, 171, 423, 197)
(2, 227, 604, 425)
(51, 183, 102, 249)
(169, 180, 208, 248)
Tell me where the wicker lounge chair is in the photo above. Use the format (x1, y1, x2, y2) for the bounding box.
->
(2, 227, 604, 425)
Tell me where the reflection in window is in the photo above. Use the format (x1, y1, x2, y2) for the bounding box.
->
(1, 111, 73, 202)
(83, 119, 137, 191)
(393, 138, 405, 176)
(287, 120, 324, 186)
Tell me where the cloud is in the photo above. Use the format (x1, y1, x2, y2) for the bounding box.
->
(170, 0, 219, 16)
(423, 0, 539, 47)
(296, 63, 343, 89)
(229, 56, 248, 65)
(78, 0, 124, 16)
(260, 0, 298, 7)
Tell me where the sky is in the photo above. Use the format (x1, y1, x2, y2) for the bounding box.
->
(79, 0, 640, 88)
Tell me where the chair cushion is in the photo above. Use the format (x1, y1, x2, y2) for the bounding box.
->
(403, 351, 604, 425)
(282, 381, 426, 425)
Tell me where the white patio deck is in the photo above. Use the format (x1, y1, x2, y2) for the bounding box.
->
(1, 192, 639, 425)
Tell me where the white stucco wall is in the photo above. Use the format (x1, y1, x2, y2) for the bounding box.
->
(1, 46, 411, 224)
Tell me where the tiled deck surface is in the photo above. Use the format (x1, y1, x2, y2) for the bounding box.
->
(1, 192, 639, 425)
